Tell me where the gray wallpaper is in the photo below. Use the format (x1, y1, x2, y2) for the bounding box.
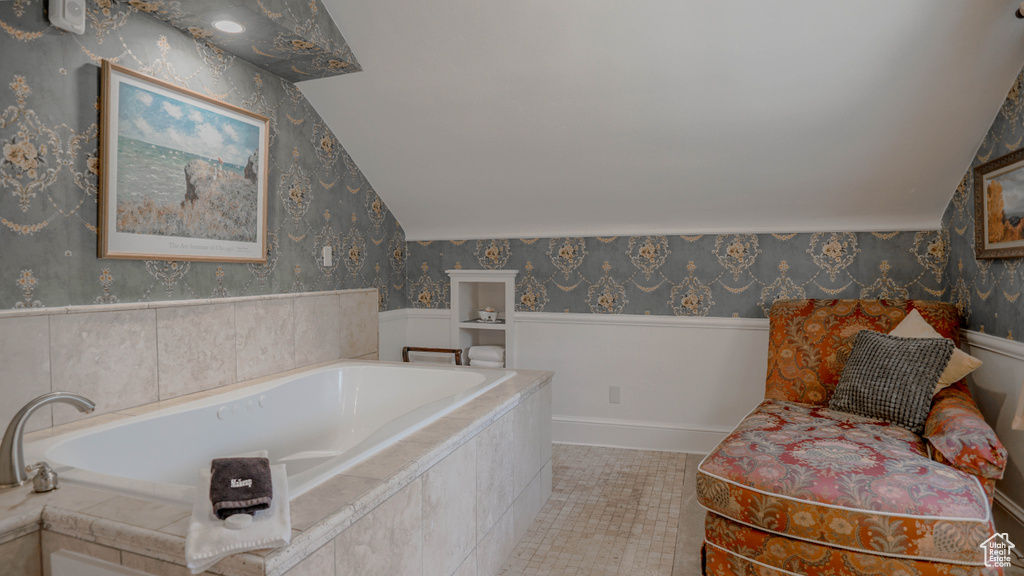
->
(129, 0, 361, 82)
(0, 1, 406, 311)
(406, 232, 950, 318)
(945, 66, 1024, 339)
(6, 0, 1016, 328)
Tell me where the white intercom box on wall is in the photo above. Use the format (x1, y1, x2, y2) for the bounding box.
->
(48, 0, 86, 34)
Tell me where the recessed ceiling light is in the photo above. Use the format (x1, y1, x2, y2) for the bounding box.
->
(212, 19, 245, 34)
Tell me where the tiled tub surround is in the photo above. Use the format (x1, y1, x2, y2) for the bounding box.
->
(0, 365, 553, 576)
(0, 289, 379, 436)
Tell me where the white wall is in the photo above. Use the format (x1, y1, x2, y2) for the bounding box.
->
(963, 331, 1024, 543)
(380, 311, 1024, 537)
(380, 309, 453, 362)
(380, 309, 768, 453)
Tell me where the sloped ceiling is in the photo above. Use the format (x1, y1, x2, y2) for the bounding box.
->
(138, 0, 360, 81)
(300, 1, 1024, 241)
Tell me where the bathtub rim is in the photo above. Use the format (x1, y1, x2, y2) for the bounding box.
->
(23, 360, 516, 504)
(23, 358, 499, 444)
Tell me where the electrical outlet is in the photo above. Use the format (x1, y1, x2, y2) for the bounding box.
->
(609, 386, 621, 404)
(322, 245, 332, 267)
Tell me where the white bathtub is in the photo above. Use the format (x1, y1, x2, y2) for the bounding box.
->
(24, 362, 513, 504)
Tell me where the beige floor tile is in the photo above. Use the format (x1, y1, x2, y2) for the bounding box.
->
(499, 444, 700, 576)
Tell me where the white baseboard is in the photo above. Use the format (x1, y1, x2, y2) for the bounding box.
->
(995, 489, 1024, 528)
(552, 415, 733, 454)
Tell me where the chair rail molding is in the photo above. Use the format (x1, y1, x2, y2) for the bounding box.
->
(514, 311, 769, 330)
(964, 329, 1024, 362)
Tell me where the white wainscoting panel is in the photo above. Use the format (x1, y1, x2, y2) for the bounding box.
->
(963, 330, 1024, 537)
(516, 312, 768, 453)
(379, 309, 452, 362)
(380, 309, 768, 453)
(378, 314, 1024, 533)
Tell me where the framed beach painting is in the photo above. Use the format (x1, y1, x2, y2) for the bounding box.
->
(99, 61, 269, 262)
(975, 148, 1024, 259)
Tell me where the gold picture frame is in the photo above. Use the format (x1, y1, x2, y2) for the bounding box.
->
(99, 61, 269, 262)
(974, 147, 1024, 259)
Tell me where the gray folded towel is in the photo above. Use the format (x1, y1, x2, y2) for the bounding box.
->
(209, 457, 273, 520)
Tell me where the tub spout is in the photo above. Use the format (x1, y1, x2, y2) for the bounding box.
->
(1, 392, 95, 488)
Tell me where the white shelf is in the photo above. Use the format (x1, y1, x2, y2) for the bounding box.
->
(448, 270, 518, 367)
(458, 321, 508, 331)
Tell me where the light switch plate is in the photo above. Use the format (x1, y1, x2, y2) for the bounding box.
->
(322, 245, 333, 267)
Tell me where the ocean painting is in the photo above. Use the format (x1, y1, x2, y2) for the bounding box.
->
(114, 82, 261, 242)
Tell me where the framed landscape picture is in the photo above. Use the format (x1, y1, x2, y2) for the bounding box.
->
(975, 148, 1024, 259)
(99, 61, 269, 262)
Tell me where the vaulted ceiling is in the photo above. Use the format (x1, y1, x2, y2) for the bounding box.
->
(299, 1, 1024, 241)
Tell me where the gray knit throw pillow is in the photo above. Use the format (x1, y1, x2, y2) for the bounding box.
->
(828, 330, 954, 434)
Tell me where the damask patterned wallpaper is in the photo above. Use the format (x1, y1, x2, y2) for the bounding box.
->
(945, 66, 1024, 340)
(406, 232, 950, 318)
(135, 0, 361, 82)
(0, 1, 407, 311)
(6, 0, 1004, 325)
(405, 66, 1024, 327)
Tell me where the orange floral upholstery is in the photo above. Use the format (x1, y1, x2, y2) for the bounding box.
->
(702, 299, 1007, 576)
(705, 514, 1002, 576)
(764, 299, 962, 406)
(925, 382, 1007, 487)
(698, 400, 993, 566)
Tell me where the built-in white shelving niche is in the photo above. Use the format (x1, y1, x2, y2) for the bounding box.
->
(447, 269, 518, 368)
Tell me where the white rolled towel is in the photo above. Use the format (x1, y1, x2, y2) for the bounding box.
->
(470, 359, 505, 368)
(468, 346, 505, 362)
(186, 453, 290, 574)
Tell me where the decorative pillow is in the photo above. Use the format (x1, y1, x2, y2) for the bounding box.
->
(829, 330, 953, 434)
(924, 381, 1008, 482)
(889, 309, 982, 394)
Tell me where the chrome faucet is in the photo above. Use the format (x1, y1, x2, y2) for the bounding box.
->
(1, 392, 95, 488)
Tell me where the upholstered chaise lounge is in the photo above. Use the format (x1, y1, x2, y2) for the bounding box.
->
(697, 299, 1008, 576)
